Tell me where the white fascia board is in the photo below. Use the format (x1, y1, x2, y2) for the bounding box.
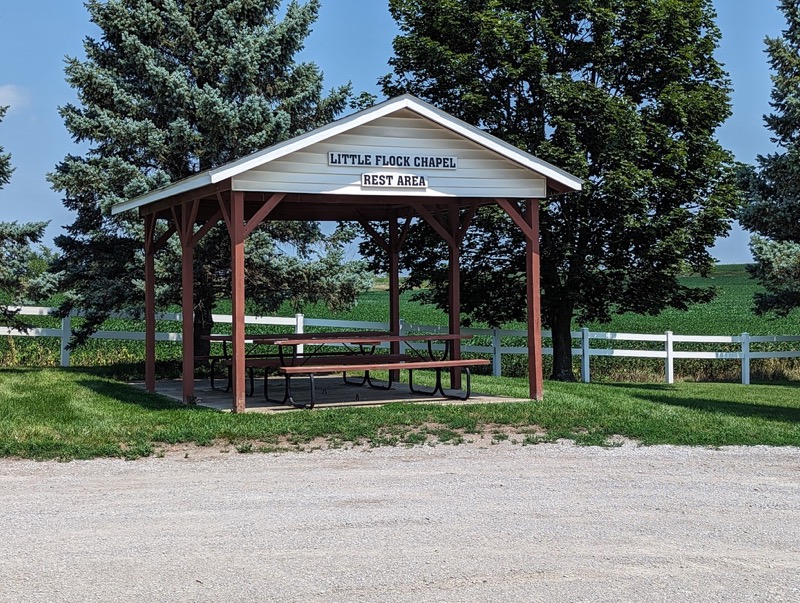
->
(111, 171, 213, 215)
(403, 97, 583, 192)
(217, 94, 581, 192)
(111, 98, 413, 215)
(213, 96, 420, 185)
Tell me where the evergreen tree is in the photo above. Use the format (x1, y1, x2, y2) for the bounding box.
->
(0, 107, 10, 190)
(0, 106, 49, 330)
(371, 0, 739, 380)
(49, 0, 371, 353)
(740, 0, 800, 316)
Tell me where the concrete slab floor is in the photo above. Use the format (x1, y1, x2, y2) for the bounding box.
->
(132, 376, 528, 412)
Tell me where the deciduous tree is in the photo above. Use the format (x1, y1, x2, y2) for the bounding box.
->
(49, 0, 371, 354)
(740, 0, 800, 316)
(370, 0, 739, 380)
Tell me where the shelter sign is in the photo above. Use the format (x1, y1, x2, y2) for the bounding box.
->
(361, 173, 428, 189)
(328, 151, 457, 169)
(329, 150, 456, 190)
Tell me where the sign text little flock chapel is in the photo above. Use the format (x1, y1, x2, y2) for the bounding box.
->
(328, 151, 458, 190)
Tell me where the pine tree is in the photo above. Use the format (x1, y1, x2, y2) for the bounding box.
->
(739, 0, 800, 315)
(370, 0, 739, 380)
(0, 106, 49, 329)
(0, 107, 10, 190)
(48, 0, 371, 354)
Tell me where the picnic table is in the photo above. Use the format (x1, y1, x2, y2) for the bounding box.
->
(203, 332, 489, 409)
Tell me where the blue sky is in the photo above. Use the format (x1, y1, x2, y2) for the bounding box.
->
(0, 1, 787, 264)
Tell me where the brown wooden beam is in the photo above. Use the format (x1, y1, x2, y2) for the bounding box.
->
(355, 214, 390, 253)
(190, 208, 223, 248)
(230, 191, 247, 413)
(412, 202, 455, 247)
(143, 215, 157, 393)
(180, 233, 195, 403)
(448, 213, 462, 389)
(217, 192, 232, 230)
(496, 198, 536, 243)
(457, 200, 480, 245)
(243, 193, 285, 238)
(152, 224, 177, 252)
(398, 217, 412, 250)
(170, 200, 200, 248)
(525, 199, 544, 400)
(139, 178, 232, 217)
(389, 212, 401, 382)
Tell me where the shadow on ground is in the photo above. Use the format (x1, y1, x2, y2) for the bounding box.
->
(609, 382, 800, 423)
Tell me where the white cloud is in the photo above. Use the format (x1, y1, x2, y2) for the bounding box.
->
(0, 85, 30, 112)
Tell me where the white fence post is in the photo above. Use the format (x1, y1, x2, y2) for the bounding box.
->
(399, 319, 406, 355)
(741, 332, 750, 385)
(665, 330, 674, 384)
(295, 313, 304, 356)
(581, 327, 590, 383)
(60, 313, 72, 367)
(492, 327, 502, 377)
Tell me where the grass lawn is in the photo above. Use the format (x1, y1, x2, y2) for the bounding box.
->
(1, 367, 798, 460)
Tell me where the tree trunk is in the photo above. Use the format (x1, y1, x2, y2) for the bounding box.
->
(192, 265, 214, 362)
(549, 303, 576, 381)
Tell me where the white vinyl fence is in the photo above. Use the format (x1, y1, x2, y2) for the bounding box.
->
(4, 306, 800, 385)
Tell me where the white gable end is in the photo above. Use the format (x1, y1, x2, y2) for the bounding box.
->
(232, 109, 547, 198)
(112, 95, 581, 216)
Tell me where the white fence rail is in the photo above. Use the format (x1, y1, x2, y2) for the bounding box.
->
(3, 307, 800, 385)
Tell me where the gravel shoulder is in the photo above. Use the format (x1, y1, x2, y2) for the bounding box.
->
(1, 441, 799, 602)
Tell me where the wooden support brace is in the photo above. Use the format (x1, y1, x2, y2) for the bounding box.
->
(152, 224, 177, 252)
(413, 202, 455, 247)
(244, 193, 285, 238)
(356, 213, 390, 253)
(398, 217, 412, 249)
(497, 198, 536, 243)
(217, 192, 232, 231)
(190, 209, 223, 248)
(457, 200, 480, 245)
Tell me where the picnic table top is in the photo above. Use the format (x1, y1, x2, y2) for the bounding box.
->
(203, 332, 472, 347)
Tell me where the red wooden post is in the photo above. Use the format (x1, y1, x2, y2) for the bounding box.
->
(526, 199, 544, 400)
(144, 224, 156, 393)
(180, 221, 195, 403)
(230, 191, 247, 413)
(448, 211, 462, 390)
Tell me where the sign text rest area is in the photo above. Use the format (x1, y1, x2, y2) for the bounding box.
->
(329, 151, 457, 190)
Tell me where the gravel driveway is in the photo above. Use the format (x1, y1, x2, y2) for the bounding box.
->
(1, 442, 798, 602)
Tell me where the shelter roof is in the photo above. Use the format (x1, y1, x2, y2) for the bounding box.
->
(111, 94, 582, 221)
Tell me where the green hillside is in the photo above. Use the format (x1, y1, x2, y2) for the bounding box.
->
(305, 264, 799, 337)
(585, 264, 799, 336)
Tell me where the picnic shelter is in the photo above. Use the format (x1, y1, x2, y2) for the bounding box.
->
(111, 94, 583, 411)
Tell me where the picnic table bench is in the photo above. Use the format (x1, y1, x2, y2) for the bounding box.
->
(205, 332, 489, 409)
(225, 353, 413, 398)
(278, 357, 491, 408)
